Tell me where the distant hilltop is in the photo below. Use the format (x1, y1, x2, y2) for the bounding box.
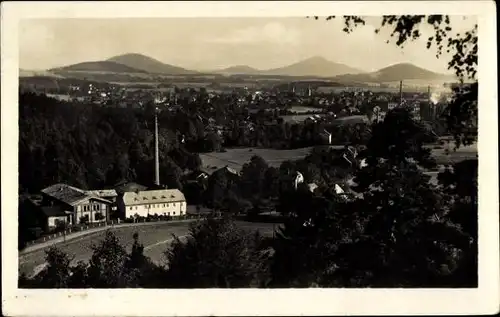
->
(106, 53, 197, 75)
(50, 60, 149, 74)
(34, 53, 454, 82)
(215, 65, 262, 75)
(334, 63, 454, 83)
(261, 56, 364, 78)
(214, 56, 363, 78)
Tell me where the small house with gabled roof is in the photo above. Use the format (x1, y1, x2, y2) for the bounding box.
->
(40, 183, 113, 225)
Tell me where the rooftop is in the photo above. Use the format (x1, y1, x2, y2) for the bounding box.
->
(122, 188, 186, 206)
(84, 189, 118, 197)
(41, 183, 113, 206)
(41, 183, 89, 206)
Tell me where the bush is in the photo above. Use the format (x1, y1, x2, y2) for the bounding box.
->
(79, 215, 89, 224)
(94, 212, 104, 221)
(54, 219, 67, 231)
(165, 217, 268, 288)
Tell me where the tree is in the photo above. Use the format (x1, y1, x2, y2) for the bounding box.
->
(354, 108, 437, 190)
(125, 232, 167, 288)
(204, 167, 240, 210)
(437, 159, 478, 286)
(314, 15, 478, 148)
(86, 230, 135, 288)
(271, 188, 353, 287)
(165, 216, 267, 288)
(271, 105, 472, 287)
(18, 92, 202, 194)
(240, 155, 269, 200)
(68, 261, 89, 288)
(336, 108, 470, 286)
(35, 247, 73, 288)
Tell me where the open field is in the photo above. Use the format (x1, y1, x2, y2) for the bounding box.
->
(18, 221, 276, 277)
(280, 114, 370, 124)
(427, 141, 478, 165)
(290, 106, 323, 113)
(280, 114, 316, 123)
(200, 147, 321, 173)
(201, 142, 477, 174)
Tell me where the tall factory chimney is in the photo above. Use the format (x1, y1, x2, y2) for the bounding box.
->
(427, 85, 433, 119)
(154, 107, 160, 186)
(399, 80, 403, 106)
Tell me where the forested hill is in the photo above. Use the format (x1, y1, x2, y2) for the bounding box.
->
(18, 92, 202, 193)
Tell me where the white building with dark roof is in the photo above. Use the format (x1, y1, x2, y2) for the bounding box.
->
(117, 188, 187, 219)
(40, 183, 113, 225)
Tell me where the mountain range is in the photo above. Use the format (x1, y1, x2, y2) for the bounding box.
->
(107, 53, 197, 75)
(47, 53, 452, 82)
(215, 57, 363, 77)
(334, 63, 452, 82)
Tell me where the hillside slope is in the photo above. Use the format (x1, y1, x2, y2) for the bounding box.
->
(215, 65, 261, 75)
(107, 53, 196, 75)
(263, 56, 363, 77)
(334, 63, 452, 82)
(51, 61, 147, 73)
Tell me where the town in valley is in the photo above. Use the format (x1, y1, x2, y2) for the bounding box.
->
(17, 15, 479, 289)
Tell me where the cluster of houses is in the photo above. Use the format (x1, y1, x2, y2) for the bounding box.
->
(24, 182, 187, 232)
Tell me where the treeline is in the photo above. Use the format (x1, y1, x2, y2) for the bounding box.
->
(223, 116, 372, 149)
(19, 91, 372, 195)
(19, 92, 201, 193)
(20, 107, 477, 288)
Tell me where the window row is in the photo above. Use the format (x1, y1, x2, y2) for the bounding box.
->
(81, 204, 106, 212)
(128, 203, 177, 210)
(79, 212, 105, 222)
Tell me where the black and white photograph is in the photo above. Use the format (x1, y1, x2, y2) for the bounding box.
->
(2, 1, 498, 316)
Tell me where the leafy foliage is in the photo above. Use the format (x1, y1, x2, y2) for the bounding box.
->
(442, 83, 478, 147)
(21, 230, 169, 288)
(165, 216, 268, 288)
(311, 15, 478, 148)
(269, 106, 476, 287)
(35, 247, 73, 288)
(19, 92, 200, 193)
(85, 230, 134, 287)
(437, 159, 478, 286)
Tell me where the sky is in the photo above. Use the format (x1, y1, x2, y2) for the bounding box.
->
(19, 16, 477, 73)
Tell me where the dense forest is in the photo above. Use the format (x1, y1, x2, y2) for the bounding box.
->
(18, 91, 374, 194)
(19, 92, 202, 193)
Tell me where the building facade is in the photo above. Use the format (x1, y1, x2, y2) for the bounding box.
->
(40, 184, 113, 226)
(117, 188, 187, 219)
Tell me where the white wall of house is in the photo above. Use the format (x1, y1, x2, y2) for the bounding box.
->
(124, 201, 187, 219)
(75, 199, 109, 224)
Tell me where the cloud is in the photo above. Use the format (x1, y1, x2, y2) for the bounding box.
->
(203, 22, 301, 45)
